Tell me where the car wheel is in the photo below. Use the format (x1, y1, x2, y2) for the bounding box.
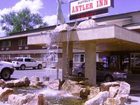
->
(78, 72, 84, 77)
(38, 64, 42, 69)
(20, 65, 26, 70)
(104, 75, 113, 82)
(1, 69, 11, 80)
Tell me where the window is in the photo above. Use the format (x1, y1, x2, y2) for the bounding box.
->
(50, 54, 58, 62)
(25, 58, 31, 62)
(30, 59, 35, 62)
(74, 54, 85, 63)
(133, 54, 140, 67)
(18, 39, 27, 46)
(74, 54, 79, 62)
(1, 41, 11, 47)
(80, 54, 85, 62)
(16, 58, 23, 62)
(13, 58, 23, 62)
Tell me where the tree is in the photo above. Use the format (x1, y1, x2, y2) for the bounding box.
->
(1, 8, 47, 34)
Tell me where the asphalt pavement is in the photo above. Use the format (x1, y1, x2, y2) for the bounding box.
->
(11, 68, 62, 80)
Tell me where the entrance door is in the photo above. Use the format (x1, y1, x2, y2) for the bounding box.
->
(120, 54, 130, 72)
(109, 55, 120, 71)
(130, 53, 140, 73)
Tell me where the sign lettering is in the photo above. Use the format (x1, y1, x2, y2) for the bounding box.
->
(70, 0, 111, 15)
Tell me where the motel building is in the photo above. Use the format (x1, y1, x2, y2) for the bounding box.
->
(1, 0, 140, 84)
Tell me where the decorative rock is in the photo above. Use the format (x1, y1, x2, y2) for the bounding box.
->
(14, 80, 26, 87)
(37, 94, 45, 105)
(54, 24, 70, 32)
(25, 94, 46, 105)
(80, 88, 90, 99)
(109, 86, 120, 98)
(61, 80, 78, 90)
(88, 86, 100, 99)
(30, 76, 43, 88)
(104, 98, 120, 105)
(47, 80, 60, 90)
(5, 76, 30, 88)
(8, 94, 35, 105)
(85, 91, 109, 105)
(22, 76, 30, 87)
(78, 80, 89, 86)
(61, 80, 83, 96)
(115, 82, 130, 105)
(100, 82, 120, 91)
(0, 87, 14, 101)
(119, 97, 128, 105)
(42, 81, 49, 87)
(0, 79, 5, 87)
(4, 81, 14, 88)
(8, 93, 46, 105)
(77, 19, 97, 29)
(30, 81, 43, 88)
(116, 82, 130, 98)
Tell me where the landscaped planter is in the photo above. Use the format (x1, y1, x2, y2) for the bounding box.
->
(0, 76, 130, 105)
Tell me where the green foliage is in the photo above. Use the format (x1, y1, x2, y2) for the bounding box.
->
(1, 8, 47, 34)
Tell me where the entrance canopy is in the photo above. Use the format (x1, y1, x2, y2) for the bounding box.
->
(28, 25, 140, 51)
(53, 25, 140, 51)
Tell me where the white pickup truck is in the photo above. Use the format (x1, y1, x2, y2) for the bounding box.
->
(12, 57, 43, 70)
(0, 61, 14, 80)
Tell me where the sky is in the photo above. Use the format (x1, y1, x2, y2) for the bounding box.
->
(0, 0, 140, 36)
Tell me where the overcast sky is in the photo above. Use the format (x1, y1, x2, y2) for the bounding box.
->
(0, 0, 140, 36)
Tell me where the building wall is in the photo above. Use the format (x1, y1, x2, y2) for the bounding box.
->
(132, 12, 140, 23)
(0, 37, 47, 61)
(1, 11, 140, 70)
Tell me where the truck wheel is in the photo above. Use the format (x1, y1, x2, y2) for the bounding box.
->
(1, 69, 11, 80)
(38, 64, 42, 69)
(20, 65, 26, 70)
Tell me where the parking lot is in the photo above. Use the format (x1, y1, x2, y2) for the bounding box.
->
(11, 68, 140, 90)
(11, 68, 62, 80)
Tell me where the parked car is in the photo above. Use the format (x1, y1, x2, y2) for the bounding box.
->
(0, 61, 14, 80)
(12, 57, 43, 70)
(72, 62, 127, 82)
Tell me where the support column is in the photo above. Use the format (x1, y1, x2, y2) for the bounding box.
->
(62, 42, 73, 80)
(85, 42, 96, 85)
